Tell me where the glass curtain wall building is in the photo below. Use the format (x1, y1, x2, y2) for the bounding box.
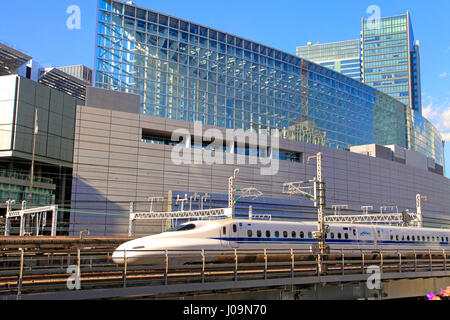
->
(296, 40, 362, 81)
(362, 12, 421, 113)
(95, 0, 435, 159)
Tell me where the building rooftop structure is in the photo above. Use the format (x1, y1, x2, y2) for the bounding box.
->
(39, 67, 91, 101)
(0, 43, 31, 76)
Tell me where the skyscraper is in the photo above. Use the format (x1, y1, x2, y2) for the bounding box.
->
(361, 11, 421, 113)
(296, 40, 362, 81)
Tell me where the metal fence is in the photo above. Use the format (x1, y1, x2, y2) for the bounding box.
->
(0, 247, 448, 299)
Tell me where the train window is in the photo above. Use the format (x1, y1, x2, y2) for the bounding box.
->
(377, 231, 381, 237)
(266, 230, 271, 238)
(223, 227, 227, 234)
(308, 232, 312, 239)
(257, 230, 262, 238)
(447, 237, 449, 242)
(412, 236, 415, 241)
(396, 235, 399, 241)
(275, 231, 280, 238)
(338, 233, 342, 239)
(331, 233, 335, 239)
(283, 231, 288, 238)
(292, 231, 296, 238)
(167, 223, 196, 232)
(427, 236, 430, 242)
(247, 230, 252, 237)
(423, 236, 426, 241)
(300, 231, 304, 239)
(233, 224, 237, 233)
(345, 233, 348, 240)
(390, 235, 393, 241)
(402, 235, 405, 241)
(432, 236, 435, 242)
(353, 229, 356, 237)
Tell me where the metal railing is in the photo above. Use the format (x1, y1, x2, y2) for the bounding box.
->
(0, 247, 448, 299)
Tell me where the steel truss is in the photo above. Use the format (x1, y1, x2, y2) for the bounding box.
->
(128, 205, 232, 236)
(4, 201, 58, 237)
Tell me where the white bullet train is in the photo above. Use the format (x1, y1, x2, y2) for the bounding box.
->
(112, 219, 450, 265)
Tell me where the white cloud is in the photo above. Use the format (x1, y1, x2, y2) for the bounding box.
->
(421, 94, 450, 140)
(440, 72, 448, 78)
(442, 109, 450, 130)
(441, 133, 450, 142)
(422, 104, 437, 120)
(422, 94, 439, 121)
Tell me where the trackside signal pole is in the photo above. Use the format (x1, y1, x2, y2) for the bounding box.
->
(307, 152, 329, 274)
(283, 152, 329, 274)
(229, 169, 240, 218)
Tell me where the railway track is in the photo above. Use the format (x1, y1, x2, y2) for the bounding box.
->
(0, 247, 448, 297)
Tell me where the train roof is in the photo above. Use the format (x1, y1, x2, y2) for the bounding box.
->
(206, 218, 450, 232)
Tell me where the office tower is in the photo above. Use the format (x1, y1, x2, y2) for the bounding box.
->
(296, 40, 362, 81)
(362, 12, 421, 113)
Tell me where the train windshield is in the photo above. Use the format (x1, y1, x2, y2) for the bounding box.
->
(167, 223, 196, 232)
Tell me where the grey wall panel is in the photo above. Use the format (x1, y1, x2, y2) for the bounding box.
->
(71, 105, 450, 236)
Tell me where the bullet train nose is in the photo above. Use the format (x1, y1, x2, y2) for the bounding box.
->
(112, 239, 162, 265)
(112, 240, 144, 264)
(112, 244, 127, 264)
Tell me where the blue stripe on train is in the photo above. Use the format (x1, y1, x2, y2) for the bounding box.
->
(211, 237, 449, 246)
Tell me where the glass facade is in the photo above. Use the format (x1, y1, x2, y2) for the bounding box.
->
(362, 12, 421, 113)
(411, 111, 445, 166)
(95, 0, 440, 163)
(296, 40, 362, 81)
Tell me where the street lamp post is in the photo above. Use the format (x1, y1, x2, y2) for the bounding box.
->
(28, 108, 38, 206)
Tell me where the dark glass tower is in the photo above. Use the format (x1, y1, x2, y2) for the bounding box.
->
(362, 12, 421, 113)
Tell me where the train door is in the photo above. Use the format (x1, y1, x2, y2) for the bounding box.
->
(220, 224, 230, 248)
(229, 222, 240, 249)
(351, 226, 360, 251)
(372, 227, 378, 250)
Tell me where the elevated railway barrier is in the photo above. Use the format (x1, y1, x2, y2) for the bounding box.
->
(0, 247, 448, 300)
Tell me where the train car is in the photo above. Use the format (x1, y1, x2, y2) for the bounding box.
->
(112, 219, 450, 265)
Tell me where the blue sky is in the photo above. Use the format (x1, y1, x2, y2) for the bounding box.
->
(1, 0, 449, 174)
